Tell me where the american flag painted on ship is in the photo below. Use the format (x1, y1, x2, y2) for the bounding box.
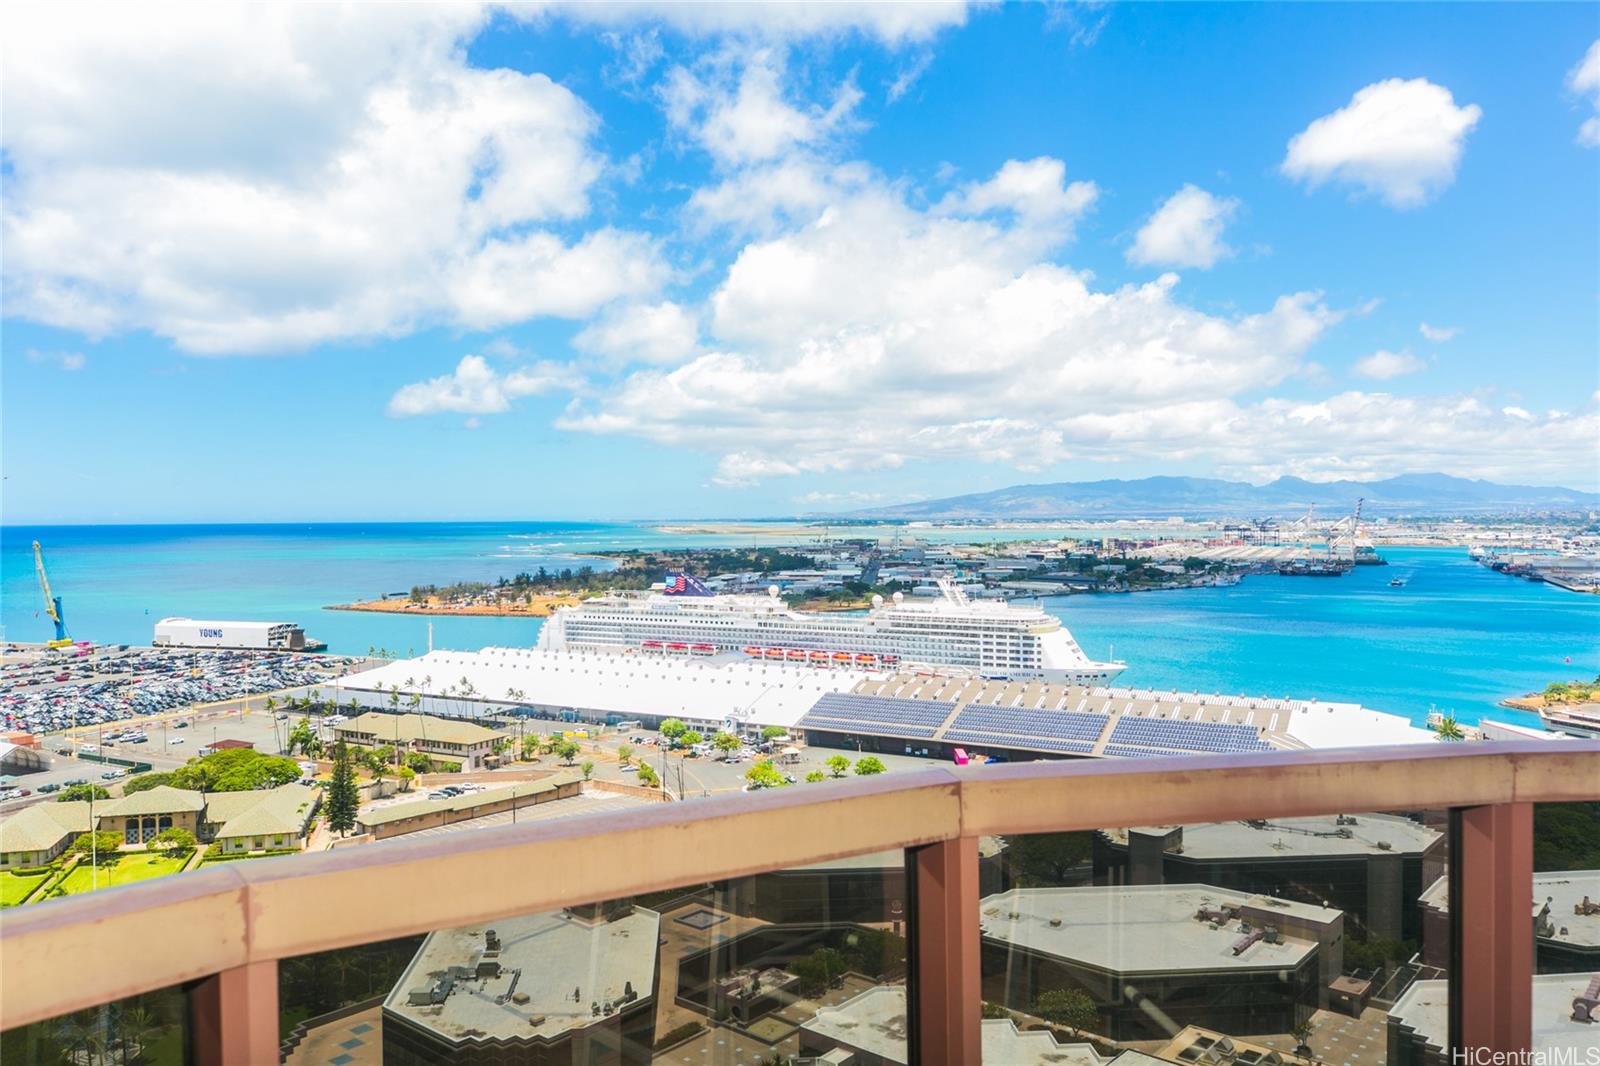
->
(666, 575, 688, 593)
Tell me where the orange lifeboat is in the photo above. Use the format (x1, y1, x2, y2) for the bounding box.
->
(743, 646, 763, 657)
(831, 652, 853, 662)
(764, 648, 785, 660)
(855, 653, 877, 664)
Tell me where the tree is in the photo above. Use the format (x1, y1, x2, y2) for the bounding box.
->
(1433, 716, 1466, 742)
(1004, 832, 1095, 887)
(760, 726, 787, 741)
(659, 719, 686, 742)
(712, 732, 740, 760)
(69, 830, 123, 864)
(326, 740, 360, 837)
(150, 827, 197, 856)
(395, 766, 417, 792)
(404, 751, 431, 773)
(680, 730, 703, 749)
(59, 784, 111, 802)
(790, 947, 847, 996)
(618, 744, 634, 766)
(853, 756, 887, 776)
(805, 771, 826, 783)
(122, 771, 177, 794)
(521, 735, 541, 761)
(1033, 987, 1097, 1030)
(170, 748, 302, 792)
(636, 761, 660, 788)
(825, 754, 851, 778)
(555, 739, 581, 765)
(580, 760, 596, 781)
(1291, 1019, 1316, 1053)
(744, 760, 788, 789)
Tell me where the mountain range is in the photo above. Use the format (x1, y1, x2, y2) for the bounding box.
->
(839, 473, 1600, 520)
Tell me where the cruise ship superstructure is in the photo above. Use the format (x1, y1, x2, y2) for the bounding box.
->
(537, 575, 1125, 684)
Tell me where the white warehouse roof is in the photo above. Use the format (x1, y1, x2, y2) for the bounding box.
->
(155, 618, 292, 633)
(324, 647, 880, 730)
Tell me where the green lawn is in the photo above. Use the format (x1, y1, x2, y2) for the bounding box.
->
(51, 854, 187, 897)
(0, 870, 51, 908)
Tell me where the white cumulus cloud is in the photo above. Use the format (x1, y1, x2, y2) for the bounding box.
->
(526, 1, 972, 46)
(1282, 78, 1482, 208)
(662, 48, 861, 168)
(1567, 40, 1600, 147)
(936, 157, 1099, 231)
(1, 4, 665, 353)
(574, 301, 701, 365)
(1353, 349, 1427, 380)
(1419, 322, 1461, 343)
(1127, 184, 1240, 269)
(387, 355, 582, 418)
(560, 163, 1344, 483)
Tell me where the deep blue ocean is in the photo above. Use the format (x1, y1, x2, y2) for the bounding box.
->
(4, 522, 1595, 728)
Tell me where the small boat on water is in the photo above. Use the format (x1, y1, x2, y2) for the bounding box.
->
(1389, 578, 1406, 587)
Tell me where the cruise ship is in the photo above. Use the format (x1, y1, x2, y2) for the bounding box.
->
(538, 575, 1126, 684)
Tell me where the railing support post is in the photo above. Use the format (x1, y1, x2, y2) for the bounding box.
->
(915, 836, 982, 1065)
(190, 959, 279, 1066)
(1454, 802, 1533, 1055)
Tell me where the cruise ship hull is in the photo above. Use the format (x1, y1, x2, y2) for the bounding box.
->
(538, 584, 1125, 685)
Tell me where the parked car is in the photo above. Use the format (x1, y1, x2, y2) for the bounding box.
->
(171, 738, 185, 745)
(174, 721, 189, 729)
(38, 783, 61, 793)
(100, 770, 125, 780)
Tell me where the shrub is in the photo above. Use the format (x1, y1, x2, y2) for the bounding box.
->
(653, 1021, 703, 1050)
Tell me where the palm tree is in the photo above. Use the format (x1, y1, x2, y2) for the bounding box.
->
(115, 1004, 160, 1063)
(1433, 715, 1466, 742)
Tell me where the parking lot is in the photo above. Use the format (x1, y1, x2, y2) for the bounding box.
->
(1, 643, 360, 738)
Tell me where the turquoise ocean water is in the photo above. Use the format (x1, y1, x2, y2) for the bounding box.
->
(3, 523, 1595, 728)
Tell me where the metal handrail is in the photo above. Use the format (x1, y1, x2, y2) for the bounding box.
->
(1, 739, 1595, 1029)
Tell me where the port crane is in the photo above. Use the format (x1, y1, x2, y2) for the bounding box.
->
(32, 540, 74, 649)
(1327, 498, 1372, 558)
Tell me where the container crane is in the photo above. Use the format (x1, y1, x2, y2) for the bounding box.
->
(32, 540, 73, 649)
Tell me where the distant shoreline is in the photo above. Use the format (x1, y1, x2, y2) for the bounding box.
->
(327, 595, 580, 618)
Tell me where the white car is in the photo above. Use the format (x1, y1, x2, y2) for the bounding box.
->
(170, 738, 185, 745)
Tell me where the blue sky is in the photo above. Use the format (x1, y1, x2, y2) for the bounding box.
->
(3, 2, 1597, 523)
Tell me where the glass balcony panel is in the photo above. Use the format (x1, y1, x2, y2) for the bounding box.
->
(1531, 800, 1600, 1054)
(277, 849, 911, 1064)
(0, 983, 190, 1065)
(980, 810, 1450, 1066)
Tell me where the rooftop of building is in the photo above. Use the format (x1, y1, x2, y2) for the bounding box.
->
(1389, 974, 1599, 1052)
(356, 775, 579, 828)
(0, 801, 92, 853)
(979, 885, 1335, 974)
(320, 647, 875, 730)
(334, 711, 506, 747)
(97, 785, 206, 818)
(1106, 812, 1442, 860)
(207, 784, 319, 839)
(1420, 869, 1600, 949)
(798, 674, 1430, 758)
(802, 985, 1172, 1066)
(382, 907, 660, 1044)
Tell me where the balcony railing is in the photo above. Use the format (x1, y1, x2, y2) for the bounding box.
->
(1, 740, 1595, 1065)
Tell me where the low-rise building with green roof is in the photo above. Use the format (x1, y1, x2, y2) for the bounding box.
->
(0, 802, 93, 868)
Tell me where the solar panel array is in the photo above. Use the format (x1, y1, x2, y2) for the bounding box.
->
(950, 706, 1107, 742)
(943, 730, 1094, 755)
(1103, 745, 1172, 759)
(1107, 716, 1272, 754)
(798, 692, 955, 739)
